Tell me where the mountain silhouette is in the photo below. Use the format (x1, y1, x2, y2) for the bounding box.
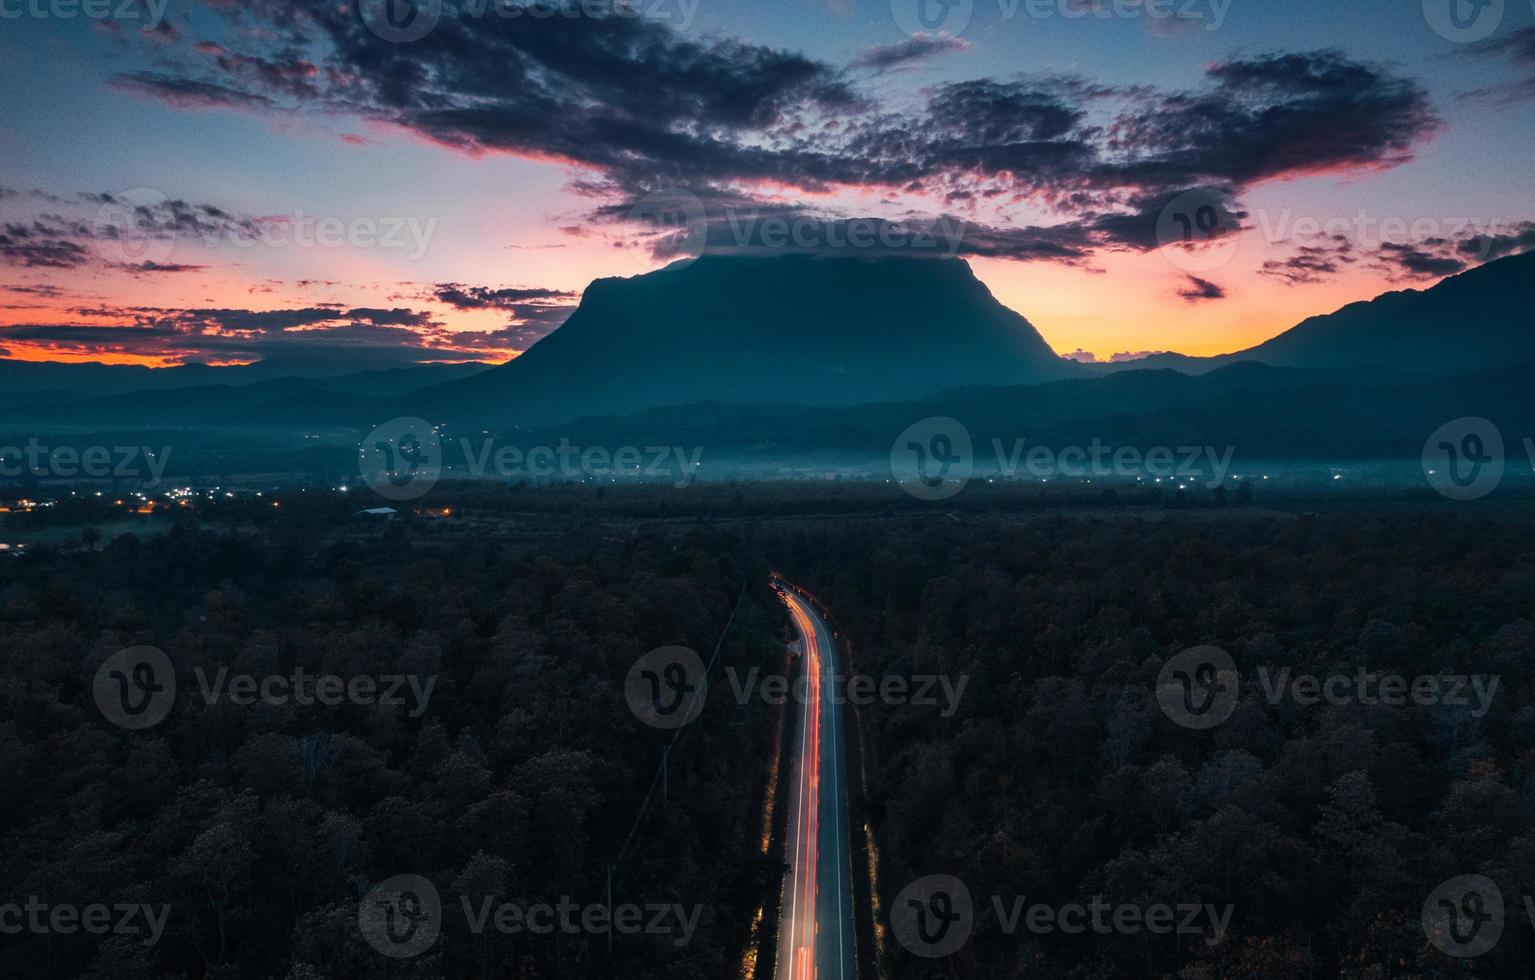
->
(1102, 251, 1535, 376)
(7, 251, 1532, 449)
(1231, 250, 1534, 372)
(419, 254, 1082, 426)
(0, 363, 487, 424)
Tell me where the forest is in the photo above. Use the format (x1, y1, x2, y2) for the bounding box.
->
(769, 512, 1535, 977)
(5, 490, 1535, 978)
(0, 511, 788, 979)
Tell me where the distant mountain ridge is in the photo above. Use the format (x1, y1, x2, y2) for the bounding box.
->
(1231, 250, 1535, 372)
(1098, 250, 1535, 375)
(507, 358, 1535, 464)
(0, 359, 488, 397)
(0, 357, 489, 396)
(0, 362, 489, 426)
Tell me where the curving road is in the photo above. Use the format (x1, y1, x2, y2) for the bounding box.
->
(775, 582, 856, 980)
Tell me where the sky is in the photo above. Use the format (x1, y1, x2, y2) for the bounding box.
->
(0, 0, 1532, 368)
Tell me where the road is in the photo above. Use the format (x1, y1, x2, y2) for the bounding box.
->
(774, 581, 856, 980)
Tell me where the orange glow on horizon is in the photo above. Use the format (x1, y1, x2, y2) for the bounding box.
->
(1, 346, 183, 367)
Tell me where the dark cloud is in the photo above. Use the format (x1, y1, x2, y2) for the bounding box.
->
(343, 307, 436, 327)
(1, 323, 169, 344)
(56, 303, 436, 336)
(949, 219, 1096, 262)
(201, 47, 321, 99)
(0, 222, 92, 268)
(0, 321, 487, 366)
(25, 216, 94, 238)
(1095, 52, 1439, 192)
(105, 3, 1438, 269)
(684, 211, 965, 259)
(1458, 221, 1535, 262)
(923, 78, 1091, 145)
(1258, 238, 1356, 284)
(110, 72, 276, 110)
(1, 284, 65, 299)
(0, 193, 262, 275)
(0, 302, 509, 365)
(167, 307, 343, 332)
(1080, 187, 1245, 252)
(620, 49, 1424, 258)
(1262, 234, 1479, 284)
(1260, 223, 1531, 286)
(612, 194, 1231, 266)
(1374, 241, 1466, 280)
(432, 284, 578, 310)
(851, 36, 970, 72)
(116, 260, 209, 275)
(427, 282, 578, 346)
(1176, 275, 1226, 302)
(0, 240, 91, 269)
(1458, 27, 1535, 104)
(90, 194, 259, 241)
(220, 1, 862, 192)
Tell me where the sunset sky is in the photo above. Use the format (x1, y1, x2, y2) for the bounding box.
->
(1, 0, 1532, 368)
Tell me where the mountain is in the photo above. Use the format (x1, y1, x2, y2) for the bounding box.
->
(0, 359, 489, 400)
(418, 254, 1083, 426)
(0, 357, 490, 398)
(0, 363, 491, 427)
(1231, 250, 1535, 372)
(1096, 250, 1535, 376)
(7, 252, 1532, 453)
(511, 359, 1535, 465)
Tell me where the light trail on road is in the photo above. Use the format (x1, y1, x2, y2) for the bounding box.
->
(775, 582, 856, 980)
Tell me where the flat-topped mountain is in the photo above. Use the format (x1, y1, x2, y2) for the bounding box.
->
(420, 254, 1082, 426)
